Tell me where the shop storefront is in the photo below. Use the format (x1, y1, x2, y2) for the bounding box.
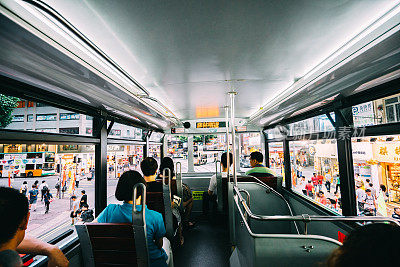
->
(313, 142, 339, 177)
(372, 143, 400, 205)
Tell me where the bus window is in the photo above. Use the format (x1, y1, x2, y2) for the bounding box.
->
(36, 164, 42, 169)
(45, 152, 55, 162)
(352, 93, 400, 127)
(167, 135, 188, 173)
(268, 142, 284, 177)
(26, 164, 35, 170)
(239, 133, 261, 172)
(290, 140, 342, 214)
(193, 135, 225, 172)
(351, 135, 400, 217)
(107, 144, 144, 205)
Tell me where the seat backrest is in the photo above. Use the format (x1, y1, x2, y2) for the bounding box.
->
(237, 175, 279, 190)
(76, 223, 144, 267)
(146, 182, 175, 239)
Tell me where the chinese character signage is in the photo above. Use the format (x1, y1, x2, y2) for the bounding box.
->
(352, 102, 374, 127)
(196, 121, 226, 128)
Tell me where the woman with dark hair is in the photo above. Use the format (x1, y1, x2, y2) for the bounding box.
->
(95, 170, 171, 267)
(157, 157, 195, 228)
(326, 223, 400, 267)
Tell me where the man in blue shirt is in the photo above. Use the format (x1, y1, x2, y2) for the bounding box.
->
(96, 171, 170, 267)
(28, 185, 38, 212)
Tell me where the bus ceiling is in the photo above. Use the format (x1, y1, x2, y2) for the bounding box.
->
(0, 1, 400, 129)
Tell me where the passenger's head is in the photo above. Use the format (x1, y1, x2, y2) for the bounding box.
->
(42, 180, 45, 183)
(221, 152, 233, 170)
(140, 157, 158, 177)
(380, 184, 386, 192)
(327, 223, 400, 267)
(0, 187, 29, 248)
(115, 171, 146, 202)
(249, 152, 263, 167)
(81, 203, 89, 211)
(159, 157, 174, 177)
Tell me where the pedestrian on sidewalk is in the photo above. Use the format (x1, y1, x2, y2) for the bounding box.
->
(39, 180, 49, 201)
(55, 178, 61, 199)
(20, 181, 28, 196)
(43, 189, 53, 214)
(28, 185, 38, 211)
(75, 174, 80, 188)
(70, 195, 80, 225)
(79, 190, 87, 209)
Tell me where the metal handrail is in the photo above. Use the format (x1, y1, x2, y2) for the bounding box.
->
(234, 186, 400, 230)
(239, 189, 251, 222)
(234, 175, 300, 234)
(232, 192, 342, 245)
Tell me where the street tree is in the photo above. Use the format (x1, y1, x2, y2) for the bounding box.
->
(0, 94, 20, 128)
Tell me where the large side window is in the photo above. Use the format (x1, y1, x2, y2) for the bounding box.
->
(290, 139, 342, 214)
(352, 135, 400, 217)
(0, 143, 95, 239)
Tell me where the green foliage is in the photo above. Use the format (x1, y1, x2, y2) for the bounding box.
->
(178, 136, 188, 143)
(0, 94, 20, 128)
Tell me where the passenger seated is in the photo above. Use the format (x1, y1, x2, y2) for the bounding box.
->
(141, 157, 162, 191)
(94, 171, 171, 267)
(326, 223, 400, 267)
(245, 151, 275, 177)
(157, 157, 195, 228)
(142, 157, 183, 245)
(202, 152, 233, 216)
(0, 187, 68, 267)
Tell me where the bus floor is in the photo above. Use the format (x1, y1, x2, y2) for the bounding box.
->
(174, 214, 231, 267)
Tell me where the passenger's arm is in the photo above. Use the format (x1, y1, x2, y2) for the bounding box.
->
(16, 236, 69, 267)
(208, 190, 213, 195)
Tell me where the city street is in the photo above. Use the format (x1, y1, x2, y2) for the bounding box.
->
(1, 175, 119, 240)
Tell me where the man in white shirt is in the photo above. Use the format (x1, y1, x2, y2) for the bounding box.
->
(202, 152, 233, 216)
(356, 182, 366, 214)
(39, 180, 49, 202)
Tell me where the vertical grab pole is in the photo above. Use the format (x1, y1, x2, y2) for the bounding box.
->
(229, 91, 238, 186)
(176, 162, 183, 210)
(224, 105, 230, 182)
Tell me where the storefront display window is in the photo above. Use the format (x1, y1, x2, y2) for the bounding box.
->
(290, 140, 342, 214)
(351, 135, 400, 217)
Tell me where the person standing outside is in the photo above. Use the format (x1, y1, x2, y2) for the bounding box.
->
(70, 195, 80, 225)
(311, 173, 318, 193)
(79, 190, 87, 209)
(28, 185, 38, 212)
(20, 181, 28, 196)
(355, 182, 366, 214)
(43, 189, 53, 214)
(364, 189, 377, 216)
(39, 180, 49, 202)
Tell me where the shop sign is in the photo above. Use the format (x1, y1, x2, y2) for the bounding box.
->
(373, 143, 400, 163)
(315, 143, 337, 158)
(352, 142, 373, 160)
(36, 114, 57, 121)
(352, 102, 374, 127)
(62, 154, 74, 160)
(107, 145, 124, 151)
(60, 113, 80, 120)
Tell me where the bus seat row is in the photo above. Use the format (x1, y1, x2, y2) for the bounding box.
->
(228, 180, 341, 267)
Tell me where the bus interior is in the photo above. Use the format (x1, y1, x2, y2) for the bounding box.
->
(1, 0, 400, 266)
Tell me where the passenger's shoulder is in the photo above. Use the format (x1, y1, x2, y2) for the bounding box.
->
(146, 208, 164, 220)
